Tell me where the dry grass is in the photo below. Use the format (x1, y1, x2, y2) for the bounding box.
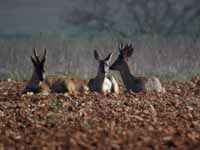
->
(0, 34, 200, 81)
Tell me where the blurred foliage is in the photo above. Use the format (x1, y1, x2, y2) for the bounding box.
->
(51, 97, 60, 109)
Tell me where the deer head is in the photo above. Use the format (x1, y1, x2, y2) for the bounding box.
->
(94, 50, 113, 76)
(110, 43, 134, 71)
(30, 48, 47, 81)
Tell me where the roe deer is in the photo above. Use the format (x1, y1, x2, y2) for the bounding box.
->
(23, 48, 50, 95)
(110, 43, 165, 93)
(23, 48, 88, 95)
(45, 75, 88, 94)
(88, 50, 119, 94)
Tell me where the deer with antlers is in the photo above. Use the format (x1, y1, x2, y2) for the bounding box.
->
(23, 48, 88, 95)
(23, 48, 50, 95)
(88, 50, 119, 94)
(110, 43, 166, 93)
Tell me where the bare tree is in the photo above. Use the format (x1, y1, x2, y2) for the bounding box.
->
(60, 0, 200, 36)
(125, 0, 200, 36)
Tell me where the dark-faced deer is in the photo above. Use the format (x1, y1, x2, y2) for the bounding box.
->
(23, 48, 50, 94)
(88, 50, 119, 94)
(23, 48, 88, 95)
(110, 43, 165, 93)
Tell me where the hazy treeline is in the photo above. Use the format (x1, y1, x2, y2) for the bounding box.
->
(0, 0, 200, 80)
(61, 0, 200, 36)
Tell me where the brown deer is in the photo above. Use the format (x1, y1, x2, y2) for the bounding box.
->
(110, 43, 166, 93)
(23, 48, 50, 95)
(88, 50, 119, 94)
(45, 75, 88, 94)
(23, 48, 88, 95)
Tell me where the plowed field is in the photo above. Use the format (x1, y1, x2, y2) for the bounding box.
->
(0, 80, 200, 150)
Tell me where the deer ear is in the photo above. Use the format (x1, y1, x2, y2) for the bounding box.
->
(94, 50, 99, 61)
(33, 48, 40, 62)
(118, 42, 123, 52)
(41, 48, 47, 63)
(33, 48, 37, 58)
(30, 56, 36, 65)
(104, 52, 113, 63)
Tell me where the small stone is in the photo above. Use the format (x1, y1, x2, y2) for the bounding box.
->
(163, 136, 172, 141)
(14, 135, 22, 140)
(27, 92, 34, 96)
(3, 92, 8, 95)
(177, 88, 181, 92)
(187, 106, 194, 111)
(64, 93, 69, 97)
(0, 110, 4, 117)
(7, 78, 12, 82)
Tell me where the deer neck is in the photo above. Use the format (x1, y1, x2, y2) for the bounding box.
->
(119, 63, 136, 89)
(30, 70, 41, 84)
(95, 72, 106, 90)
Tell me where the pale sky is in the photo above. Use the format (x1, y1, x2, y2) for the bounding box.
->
(0, 0, 68, 33)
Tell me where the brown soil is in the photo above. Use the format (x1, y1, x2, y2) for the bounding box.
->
(0, 80, 200, 150)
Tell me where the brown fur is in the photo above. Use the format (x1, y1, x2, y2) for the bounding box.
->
(88, 50, 119, 94)
(23, 48, 88, 95)
(45, 75, 88, 94)
(23, 48, 50, 95)
(110, 43, 165, 93)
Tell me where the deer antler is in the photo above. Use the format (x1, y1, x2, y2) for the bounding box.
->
(124, 44, 129, 50)
(94, 49, 100, 61)
(128, 42, 132, 48)
(33, 48, 40, 62)
(41, 48, 47, 63)
(118, 42, 124, 50)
